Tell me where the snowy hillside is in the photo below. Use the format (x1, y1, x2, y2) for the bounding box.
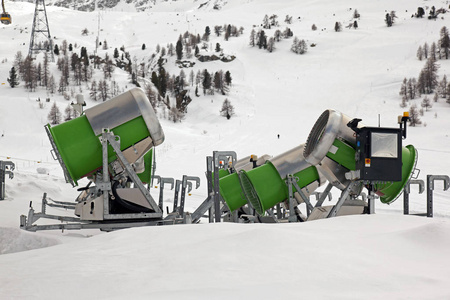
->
(1, 0, 450, 298)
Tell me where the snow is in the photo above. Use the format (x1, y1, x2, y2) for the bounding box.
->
(1, 0, 450, 298)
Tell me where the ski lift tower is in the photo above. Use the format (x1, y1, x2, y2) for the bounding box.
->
(29, 0, 54, 62)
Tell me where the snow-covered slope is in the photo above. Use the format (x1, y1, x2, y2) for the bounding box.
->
(1, 0, 450, 298)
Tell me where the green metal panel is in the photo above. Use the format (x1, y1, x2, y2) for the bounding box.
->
(219, 172, 247, 212)
(137, 149, 153, 184)
(326, 139, 356, 170)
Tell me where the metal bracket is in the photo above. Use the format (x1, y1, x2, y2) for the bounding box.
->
(212, 151, 237, 222)
(104, 131, 162, 215)
(285, 174, 314, 219)
(426, 175, 450, 218)
(179, 175, 200, 217)
(153, 175, 174, 212)
(403, 179, 425, 215)
(313, 183, 333, 208)
(0, 160, 15, 200)
(327, 181, 358, 218)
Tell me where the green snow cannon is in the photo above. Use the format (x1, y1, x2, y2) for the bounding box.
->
(239, 145, 324, 215)
(303, 109, 417, 204)
(46, 88, 164, 186)
(218, 155, 271, 212)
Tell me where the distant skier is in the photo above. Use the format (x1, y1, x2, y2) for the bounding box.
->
(277, 134, 280, 139)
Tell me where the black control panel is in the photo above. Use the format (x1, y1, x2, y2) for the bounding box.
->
(355, 127, 402, 182)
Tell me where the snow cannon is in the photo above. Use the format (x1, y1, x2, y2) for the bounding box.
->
(46, 88, 164, 186)
(303, 109, 417, 204)
(238, 145, 324, 215)
(219, 154, 271, 212)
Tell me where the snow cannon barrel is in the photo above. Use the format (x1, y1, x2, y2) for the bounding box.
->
(46, 88, 164, 186)
(239, 145, 324, 215)
(303, 109, 417, 204)
(303, 109, 360, 190)
(219, 172, 247, 211)
(218, 155, 271, 212)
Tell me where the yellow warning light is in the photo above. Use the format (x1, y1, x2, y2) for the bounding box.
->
(188, 193, 192, 196)
(154, 186, 158, 188)
(403, 111, 409, 117)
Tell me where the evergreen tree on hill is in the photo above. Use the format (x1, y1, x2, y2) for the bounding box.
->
(7, 67, 19, 88)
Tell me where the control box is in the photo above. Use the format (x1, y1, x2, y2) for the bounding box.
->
(356, 127, 402, 182)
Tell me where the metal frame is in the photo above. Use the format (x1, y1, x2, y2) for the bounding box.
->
(20, 130, 164, 231)
(153, 175, 174, 212)
(0, 160, 15, 200)
(29, 0, 54, 61)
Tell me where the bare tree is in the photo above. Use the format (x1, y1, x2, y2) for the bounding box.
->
(421, 96, 432, 111)
(48, 102, 62, 125)
(408, 104, 422, 126)
(220, 98, 235, 119)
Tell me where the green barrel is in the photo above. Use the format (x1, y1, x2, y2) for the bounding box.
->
(219, 172, 248, 211)
(239, 161, 320, 215)
(46, 88, 164, 186)
(137, 149, 153, 184)
(376, 145, 417, 204)
(47, 115, 150, 185)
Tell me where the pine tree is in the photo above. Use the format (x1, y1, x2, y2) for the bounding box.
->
(202, 69, 212, 94)
(421, 96, 432, 111)
(335, 22, 342, 32)
(423, 42, 429, 59)
(291, 36, 299, 53)
(257, 30, 267, 49)
(409, 104, 422, 126)
(385, 13, 392, 27)
(267, 37, 275, 53)
(263, 15, 270, 29)
(48, 75, 56, 94)
(48, 102, 62, 125)
(439, 75, 448, 98)
(64, 104, 73, 121)
(220, 99, 235, 119)
(399, 78, 408, 98)
(225, 71, 232, 86)
(54, 44, 60, 56)
(249, 29, 256, 47)
(440, 26, 450, 59)
(417, 46, 423, 61)
(7, 67, 19, 88)
(43, 52, 50, 88)
(407, 78, 416, 100)
(176, 37, 183, 60)
(400, 96, 407, 108)
(90, 80, 98, 101)
(22, 56, 37, 92)
(430, 42, 437, 61)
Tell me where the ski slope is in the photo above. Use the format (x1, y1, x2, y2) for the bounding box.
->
(1, 0, 450, 298)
